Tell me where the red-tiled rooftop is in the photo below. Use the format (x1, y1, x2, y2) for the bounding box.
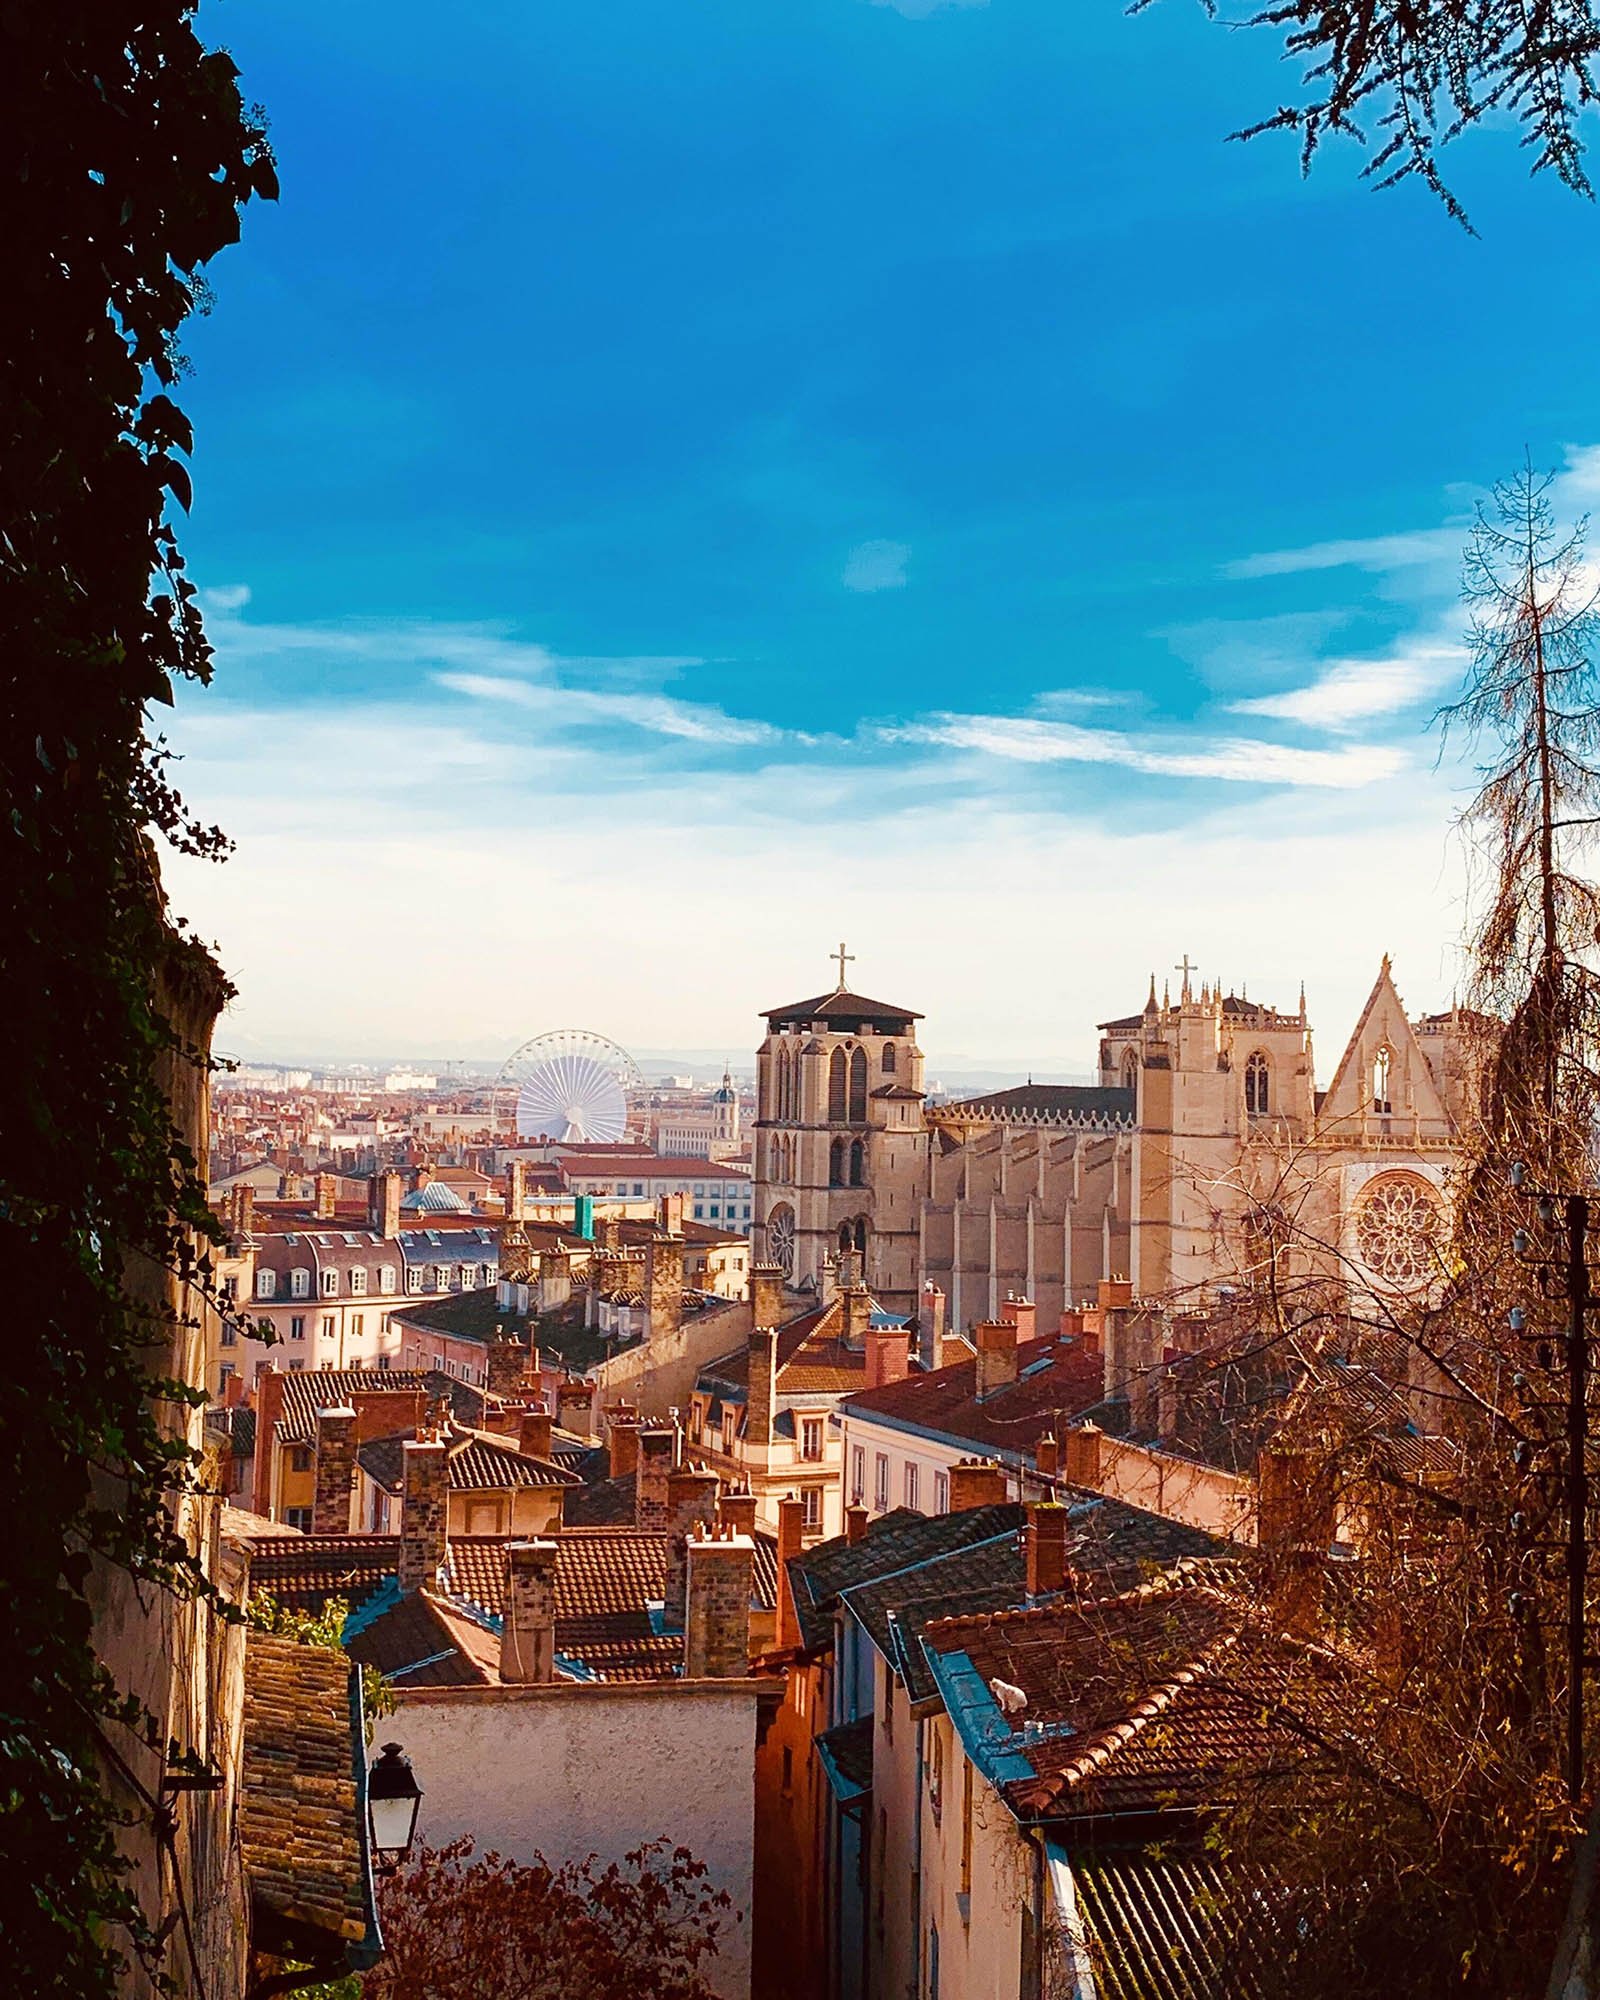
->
(922, 1583, 1327, 1823)
(843, 1332, 1104, 1455)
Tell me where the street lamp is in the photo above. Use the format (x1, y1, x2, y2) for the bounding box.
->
(367, 1741, 422, 1875)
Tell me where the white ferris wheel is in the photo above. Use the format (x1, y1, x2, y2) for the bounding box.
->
(494, 1030, 644, 1145)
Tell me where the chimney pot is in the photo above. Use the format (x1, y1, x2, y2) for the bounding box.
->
(999, 1296, 1037, 1345)
(684, 1525, 754, 1678)
(845, 1503, 869, 1545)
(499, 1539, 559, 1684)
(518, 1407, 553, 1462)
(717, 1488, 758, 1538)
(664, 1466, 722, 1631)
(311, 1405, 359, 1535)
(635, 1426, 678, 1531)
(948, 1458, 1008, 1512)
(313, 1172, 338, 1220)
(1025, 1502, 1069, 1597)
(1062, 1423, 1102, 1491)
(1035, 1431, 1059, 1478)
(775, 1496, 805, 1652)
(842, 1285, 872, 1348)
(749, 1262, 785, 1332)
(398, 1438, 449, 1594)
(746, 1326, 778, 1450)
(973, 1320, 1019, 1400)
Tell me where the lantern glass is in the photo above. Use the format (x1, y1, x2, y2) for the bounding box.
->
(367, 1742, 422, 1870)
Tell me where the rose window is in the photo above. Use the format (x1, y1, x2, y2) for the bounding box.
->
(1356, 1176, 1442, 1289)
(767, 1204, 796, 1278)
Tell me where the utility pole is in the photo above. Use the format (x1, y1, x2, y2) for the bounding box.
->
(1571, 1193, 1591, 1809)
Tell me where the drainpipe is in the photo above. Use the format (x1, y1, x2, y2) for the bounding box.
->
(909, 1717, 924, 2000)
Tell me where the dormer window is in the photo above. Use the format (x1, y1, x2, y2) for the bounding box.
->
(255, 1269, 277, 1301)
(290, 1267, 311, 1299)
(320, 1268, 339, 1298)
(1245, 1051, 1270, 1118)
(349, 1266, 368, 1296)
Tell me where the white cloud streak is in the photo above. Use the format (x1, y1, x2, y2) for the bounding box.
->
(1228, 641, 1464, 731)
(887, 712, 1405, 787)
(1225, 528, 1466, 581)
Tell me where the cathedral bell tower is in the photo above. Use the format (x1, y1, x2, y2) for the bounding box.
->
(754, 947, 926, 1316)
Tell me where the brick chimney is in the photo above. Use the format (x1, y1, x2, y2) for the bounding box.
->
(1035, 1432, 1059, 1477)
(313, 1172, 338, 1220)
(398, 1438, 449, 1594)
(974, 1320, 1019, 1401)
(487, 1335, 528, 1399)
(948, 1458, 1008, 1511)
(368, 1169, 403, 1239)
(1098, 1277, 1133, 1311)
(505, 1159, 530, 1223)
(518, 1406, 554, 1462)
(556, 1379, 596, 1439)
(918, 1282, 946, 1371)
(224, 1370, 245, 1410)
(845, 1503, 869, 1545)
(635, 1426, 678, 1531)
(746, 1327, 778, 1451)
(499, 1539, 558, 1684)
(684, 1524, 754, 1678)
(1059, 1308, 1085, 1345)
(717, 1487, 758, 1538)
(1000, 1295, 1037, 1345)
(234, 1183, 255, 1242)
(841, 1285, 872, 1348)
(1025, 1502, 1068, 1597)
(608, 1419, 640, 1480)
(775, 1495, 805, 1651)
(750, 1262, 785, 1332)
(663, 1465, 721, 1631)
(1063, 1422, 1102, 1490)
(658, 1191, 686, 1237)
(646, 1234, 685, 1344)
(311, 1405, 359, 1534)
(864, 1323, 909, 1390)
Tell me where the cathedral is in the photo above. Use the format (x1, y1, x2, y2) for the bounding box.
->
(753, 955, 1478, 1327)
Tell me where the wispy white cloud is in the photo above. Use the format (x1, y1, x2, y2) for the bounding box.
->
(885, 712, 1404, 787)
(1228, 640, 1464, 731)
(199, 583, 252, 614)
(1225, 528, 1465, 581)
(843, 539, 910, 592)
(435, 671, 777, 746)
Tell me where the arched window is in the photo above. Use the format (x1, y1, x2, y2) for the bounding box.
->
(849, 1047, 868, 1122)
(839, 1221, 854, 1254)
(828, 1048, 848, 1122)
(882, 1042, 897, 1075)
(1372, 1048, 1393, 1114)
(1121, 1048, 1138, 1092)
(852, 1217, 867, 1255)
(829, 1137, 846, 1187)
(1245, 1051, 1270, 1118)
(849, 1139, 865, 1187)
(785, 1045, 800, 1122)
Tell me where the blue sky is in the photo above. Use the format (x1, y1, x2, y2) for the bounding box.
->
(165, 0, 1600, 1070)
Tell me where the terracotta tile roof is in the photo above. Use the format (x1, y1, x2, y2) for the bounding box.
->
(843, 1334, 1105, 1459)
(786, 1504, 1023, 1654)
(240, 1632, 374, 1950)
(345, 1590, 489, 1689)
(248, 1534, 398, 1617)
(697, 1295, 898, 1404)
(922, 1584, 1327, 1824)
(271, 1369, 481, 1446)
(762, 986, 922, 1026)
(1068, 1851, 1281, 2000)
(356, 1424, 580, 1495)
(839, 1492, 1222, 1706)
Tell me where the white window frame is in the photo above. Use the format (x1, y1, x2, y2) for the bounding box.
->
(320, 1267, 339, 1298)
(349, 1266, 368, 1296)
(255, 1269, 276, 1301)
(290, 1267, 311, 1299)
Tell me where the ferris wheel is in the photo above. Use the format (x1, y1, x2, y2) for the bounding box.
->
(494, 1030, 644, 1145)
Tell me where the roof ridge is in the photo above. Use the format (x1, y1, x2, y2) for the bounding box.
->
(1029, 1626, 1242, 1797)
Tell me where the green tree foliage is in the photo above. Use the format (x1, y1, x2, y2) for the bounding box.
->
(0, 3, 272, 1990)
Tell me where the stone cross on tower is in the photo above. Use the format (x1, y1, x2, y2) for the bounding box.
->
(832, 941, 855, 990)
(1174, 953, 1196, 1004)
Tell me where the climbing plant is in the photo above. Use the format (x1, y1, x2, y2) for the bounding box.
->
(0, 3, 273, 1990)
